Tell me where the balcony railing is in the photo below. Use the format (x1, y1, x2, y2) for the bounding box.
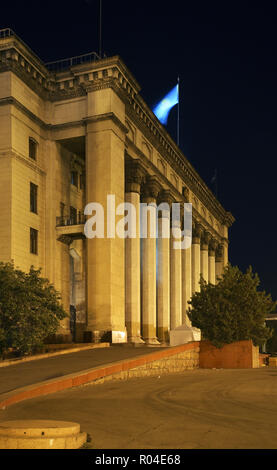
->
(0, 28, 16, 39)
(45, 52, 101, 72)
(56, 214, 85, 227)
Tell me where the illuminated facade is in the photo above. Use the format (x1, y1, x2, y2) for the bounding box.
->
(0, 30, 234, 344)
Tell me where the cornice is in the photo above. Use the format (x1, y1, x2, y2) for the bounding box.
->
(0, 47, 54, 99)
(0, 96, 49, 130)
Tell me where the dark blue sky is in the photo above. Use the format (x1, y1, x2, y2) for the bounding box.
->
(2, 0, 277, 299)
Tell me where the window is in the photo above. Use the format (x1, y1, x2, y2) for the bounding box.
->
(30, 183, 38, 213)
(29, 138, 37, 160)
(70, 206, 77, 225)
(30, 228, 38, 254)
(71, 171, 78, 187)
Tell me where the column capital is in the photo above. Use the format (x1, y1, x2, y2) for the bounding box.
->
(157, 189, 174, 219)
(208, 238, 217, 256)
(215, 243, 224, 262)
(141, 175, 162, 202)
(192, 221, 202, 244)
(125, 160, 146, 193)
(157, 189, 175, 206)
(201, 230, 210, 251)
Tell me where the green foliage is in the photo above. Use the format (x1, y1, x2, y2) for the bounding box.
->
(187, 264, 275, 348)
(0, 262, 67, 356)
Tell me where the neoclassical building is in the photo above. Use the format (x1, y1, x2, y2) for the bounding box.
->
(0, 29, 234, 344)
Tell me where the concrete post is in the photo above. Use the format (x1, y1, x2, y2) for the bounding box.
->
(156, 194, 171, 343)
(170, 218, 182, 330)
(208, 238, 216, 284)
(141, 176, 161, 345)
(215, 243, 224, 283)
(85, 97, 127, 343)
(125, 160, 145, 343)
(182, 242, 192, 326)
(191, 223, 201, 294)
(200, 231, 209, 283)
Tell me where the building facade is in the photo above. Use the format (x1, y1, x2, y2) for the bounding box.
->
(0, 30, 234, 344)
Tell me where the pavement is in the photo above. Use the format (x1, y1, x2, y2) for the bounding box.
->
(0, 345, 167, 395)
(1, 367, 277, 449)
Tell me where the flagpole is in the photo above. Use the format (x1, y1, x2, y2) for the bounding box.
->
(99, 0, 102, 58)
(177, 76, 180, 146)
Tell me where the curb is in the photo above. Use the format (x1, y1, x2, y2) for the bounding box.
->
(0, 343, 110, 368)
(0, 342, 199, 410)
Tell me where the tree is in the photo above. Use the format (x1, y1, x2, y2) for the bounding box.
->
(187, 264, 275, 348)
(0, 262, 67, 356)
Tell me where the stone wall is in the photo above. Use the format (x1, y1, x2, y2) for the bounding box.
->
(87, 342, 200, 386)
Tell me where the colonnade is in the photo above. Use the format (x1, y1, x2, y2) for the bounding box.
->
(125, 161, 225, 345)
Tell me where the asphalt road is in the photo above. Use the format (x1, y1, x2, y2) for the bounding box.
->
(0, 346, 166, 394)
(1, 368, 277, 449)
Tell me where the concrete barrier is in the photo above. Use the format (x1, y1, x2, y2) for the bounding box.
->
(199, 340, 260, 369)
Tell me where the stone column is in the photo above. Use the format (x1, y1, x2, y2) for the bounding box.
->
(182, 242, 192, 326)
(157, 190, 172, 343)
(141, 176, 161, 345)
(86, 107, 127, 343)
(215, 243, 224, 282)
(208, 238, 216, 284)
(222, 225, 229, 267)
(170, 210, 182, 330)
(200, 231, 209, 283)
(125, 160, 146, 344)
(181, 192, 192, 325)
(223, 243, 228, 268)
(191, 222, 201, 294)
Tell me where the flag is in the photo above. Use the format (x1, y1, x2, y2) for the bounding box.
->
(152, 84, 179, 125)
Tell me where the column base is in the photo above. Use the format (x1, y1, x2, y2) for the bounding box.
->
(144, 337, 161, 346)
(128, 336, 145, 345)
(157, 327, 170, 344)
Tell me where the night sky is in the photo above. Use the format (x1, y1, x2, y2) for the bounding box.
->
(1, 1, 277, 300)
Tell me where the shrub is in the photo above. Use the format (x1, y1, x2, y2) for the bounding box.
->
(187, 264, 275, 348)
(0, 262, 67, 356)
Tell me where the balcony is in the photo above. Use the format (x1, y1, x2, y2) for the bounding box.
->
(56, 214, 86, 245)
